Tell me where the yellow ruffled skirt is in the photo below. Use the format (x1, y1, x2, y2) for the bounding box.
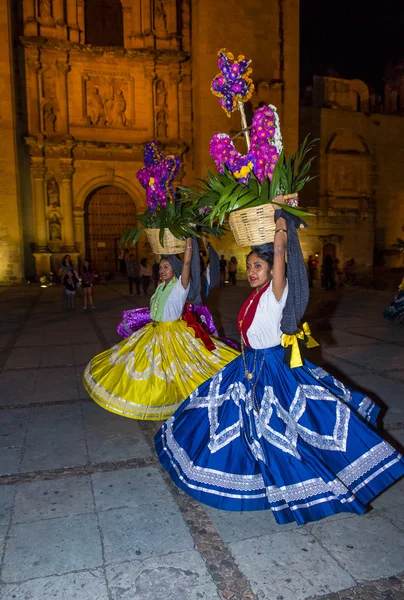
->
(83, 319, 239, 420)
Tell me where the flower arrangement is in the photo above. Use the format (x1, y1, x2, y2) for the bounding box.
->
(179, 49, 317, 235)
(181, 104, 315, 227)
(121, 141, 221, 250)
(136, 140, 180, 213)
(211, 48, 254, 117)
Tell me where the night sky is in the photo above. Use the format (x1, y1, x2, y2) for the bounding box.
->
(300, 0, 404, 92)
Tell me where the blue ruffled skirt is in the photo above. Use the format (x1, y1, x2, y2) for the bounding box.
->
(155, 345, 404, 525)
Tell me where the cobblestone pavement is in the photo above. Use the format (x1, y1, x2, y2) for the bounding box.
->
(0, 281, 403, 600)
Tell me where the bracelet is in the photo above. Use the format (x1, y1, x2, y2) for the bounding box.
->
(186, 245, 192, 249)
(275, 228, 288, 234)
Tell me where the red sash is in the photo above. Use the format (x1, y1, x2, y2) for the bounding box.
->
(182, 302, 216, 352)
(237, 282, 270, 347)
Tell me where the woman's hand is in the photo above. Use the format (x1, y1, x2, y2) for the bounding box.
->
(273, 194, 286, 205)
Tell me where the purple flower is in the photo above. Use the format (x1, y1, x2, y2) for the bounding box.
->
(211, 48, 254, 117)
(136, 141, 180, 214)
(209, 104, 282, 185)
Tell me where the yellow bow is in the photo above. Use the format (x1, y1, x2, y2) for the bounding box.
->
(281, 322, 319, 368)
(302, 322, 319, 349)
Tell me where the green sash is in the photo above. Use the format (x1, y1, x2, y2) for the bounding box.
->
(150, 277, 177, 321)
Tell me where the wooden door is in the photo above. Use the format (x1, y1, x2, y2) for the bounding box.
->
(323, 242, 337, 260)
(85, 185, 137, 274)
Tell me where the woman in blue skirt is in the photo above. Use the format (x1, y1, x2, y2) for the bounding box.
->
(155, 202, 404, 525)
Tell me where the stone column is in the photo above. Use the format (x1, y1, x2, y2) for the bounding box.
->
(53, 0, 64, 22)
(56, 58, 70, 136)
(60, 164, 76, 252)
(73, 208, 85, 255)
(120, 0, 132, 47)
(66, 0, 80, 42)
(168, 70, 182, 140)
(25, 50, 41, 134)
(180, 0, 190, 52)
(130, 0, 143, 47)
(165, 0, 177, 36)
(142, 0, 153, 46)
(144, 63, 157, 135)
(23, 0, 38, 35)
(77, 0, 85, 42)
(31, 163, 48, 251)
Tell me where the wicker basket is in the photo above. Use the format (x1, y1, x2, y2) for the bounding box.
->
(229, 204, 277, 246)
(145, 228, 186, 255)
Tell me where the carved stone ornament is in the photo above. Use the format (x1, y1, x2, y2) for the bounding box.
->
(47, 177, 60, 207)
(38, 0, 55, 25)
(153, 0, 167, 35)
(84, 74, 133, 128)
(156, 79, 168, 106)
(168, 72, 182, 86)
(60, 166, 74, 180)
(43, 102, 57, 133)
(31, 165, 46, 179)
(156, 108, 168, 138)
(48, 211, 62, 241)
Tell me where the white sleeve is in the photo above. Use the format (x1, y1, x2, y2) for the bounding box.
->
(162, 276, 190, 321)
(268, 279, 288, 306)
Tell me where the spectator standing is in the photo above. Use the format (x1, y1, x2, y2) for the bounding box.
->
(126, 253, 140, 296)
(229, 256, 238, 285)
(62, 271, 77, 311)
(59, 254, 78, 281)
(323, 254, 335, 290)
(152, 261, 160, 290)
(81, 259, 95, 309)
(307, 255, 316, 288)
(219, 254, 227, 286)
(140, 258, 152, 295)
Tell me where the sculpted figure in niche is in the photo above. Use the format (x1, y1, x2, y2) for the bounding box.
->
(43, 103, 56, 133)
(47, 178, 60, 207)
(156, 109, 168, 138)
(105, 90, 127, 127)
(39, 0, 53, 22)
(87, 88, 105, 126)
(49, 213, 62, 241)
(42, 70, 56, 100)
(154, 0, 167, 34)
(156, 80, 167, 107)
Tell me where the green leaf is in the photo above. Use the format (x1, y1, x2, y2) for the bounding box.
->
(271, 202, 315, 217)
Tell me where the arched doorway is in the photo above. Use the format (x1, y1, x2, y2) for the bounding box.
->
(323, 242, 337, 260)
(85, 185, 137, 274)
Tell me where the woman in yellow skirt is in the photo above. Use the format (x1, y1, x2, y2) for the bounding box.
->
(83, 239, 239, 420)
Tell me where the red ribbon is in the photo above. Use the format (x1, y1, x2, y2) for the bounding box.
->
(182, 302, 216, 351)
(237, 282, 270, 347)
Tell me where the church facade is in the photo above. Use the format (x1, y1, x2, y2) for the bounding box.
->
(300, 68, 404, 275)
(0, 0, 299, 283)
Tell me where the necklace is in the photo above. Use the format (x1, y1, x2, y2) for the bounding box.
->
(241, 338, 266, 411)
(238, 289, 258, 352)
(239, 287, 267, 410)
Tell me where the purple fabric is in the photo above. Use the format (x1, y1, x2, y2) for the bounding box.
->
(117, 305, 239, 350)
(117, 307, 152, 338)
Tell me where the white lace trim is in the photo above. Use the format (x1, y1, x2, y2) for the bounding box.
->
(162, 417, 400, 504)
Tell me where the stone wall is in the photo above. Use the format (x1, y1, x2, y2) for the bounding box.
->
(0, 0, 24, 284)
(2, 0, 301, 281)
(300, 76, 404, 271)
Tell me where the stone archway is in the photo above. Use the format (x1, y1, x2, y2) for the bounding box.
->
(84, 185, 137, 274)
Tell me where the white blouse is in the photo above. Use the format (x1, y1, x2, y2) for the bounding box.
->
(161, 276, 190, 322)
(245, 280, 288, 349)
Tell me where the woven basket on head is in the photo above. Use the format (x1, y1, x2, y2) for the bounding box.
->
(229, 204, 277, 246)
(228, 194, 299, 246)
(145, 228, 186, 255)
